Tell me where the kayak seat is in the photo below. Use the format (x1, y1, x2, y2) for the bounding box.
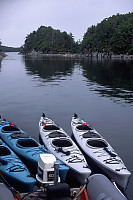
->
(2, 126, 20, 132)
(17, 139, 39, 148)
(86, 139, 108, 148)
(82, 131, 101, 138)
(52, 139, 72, 148)
(49, 131, 66, 138)
(76, 124, 93, 131)
(43, 125, 60, 131)
(10, 132, 29, 139)
(0, 146, 11, 156)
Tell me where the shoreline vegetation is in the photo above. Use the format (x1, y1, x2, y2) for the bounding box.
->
(21, 12, 133, 59)
(23, 51, 133, 60)
(1, 12, 133, 60)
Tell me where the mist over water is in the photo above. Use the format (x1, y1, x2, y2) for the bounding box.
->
(0, 52, 133, 199)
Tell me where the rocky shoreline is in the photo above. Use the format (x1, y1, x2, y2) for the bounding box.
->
(23, 51, 133, 60)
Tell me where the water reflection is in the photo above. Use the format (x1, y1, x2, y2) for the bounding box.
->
(0, 60, 1, 72)
(23, 55, 133, 106)
(80, 59, 133, 105)
(23, 56, 75, 85)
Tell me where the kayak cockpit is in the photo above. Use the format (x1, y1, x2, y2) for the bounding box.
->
(2, 126, 20, 132)
(16, 139, 39, 148)
(0, 146, 11, 156)
(52, 138, 73, 148)
(86, 139, 108, 148)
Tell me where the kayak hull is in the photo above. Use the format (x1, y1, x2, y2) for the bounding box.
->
(39, 115, 91, 185)
(0, 118, 69, 183)
(71, 114, 131, 190)
(0, 138, 36, 192)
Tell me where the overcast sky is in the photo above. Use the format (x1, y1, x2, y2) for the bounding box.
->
(0, 0, 133, 47)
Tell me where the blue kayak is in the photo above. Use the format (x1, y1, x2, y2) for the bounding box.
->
(0, 138, 36, 192)
(0, 117, 69, 183)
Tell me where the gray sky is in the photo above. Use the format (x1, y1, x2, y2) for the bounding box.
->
(0, 0, 133, 47)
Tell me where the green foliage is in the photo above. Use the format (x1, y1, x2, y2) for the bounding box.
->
(22, 13, 133, 55)
(22, 26, 78, 54)
(81, 12, 133, 54)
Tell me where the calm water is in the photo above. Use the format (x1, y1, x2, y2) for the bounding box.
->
(0, 52, 133, 199)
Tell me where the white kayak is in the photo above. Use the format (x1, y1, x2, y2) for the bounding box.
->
(39, 113, 91, 184)
(71, 113, 131, 190)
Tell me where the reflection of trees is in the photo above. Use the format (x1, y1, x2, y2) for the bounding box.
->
(0, 61, 1, 72)
(23, 56, 75, 82)
(80, 59, 133, 105)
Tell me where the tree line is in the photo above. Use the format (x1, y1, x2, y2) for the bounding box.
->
(22, 26, 79, 54)
(1, 12, 133, 55)
(1, 46, 22, 52)
(81, 12, 133, 55)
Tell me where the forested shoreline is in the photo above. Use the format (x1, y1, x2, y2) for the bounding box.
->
(81, 12, 133, 55)
(1, 46, 22, 52)
(1, 12, 133, 58)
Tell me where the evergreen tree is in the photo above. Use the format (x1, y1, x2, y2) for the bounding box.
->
(81, 12, 133, 54)
(22, 26, 78, 54)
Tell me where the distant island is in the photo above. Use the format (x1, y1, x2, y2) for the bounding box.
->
(1, 12, 133, 59)
(1, 46, 22, 52)
(0, 44, 22, 59)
